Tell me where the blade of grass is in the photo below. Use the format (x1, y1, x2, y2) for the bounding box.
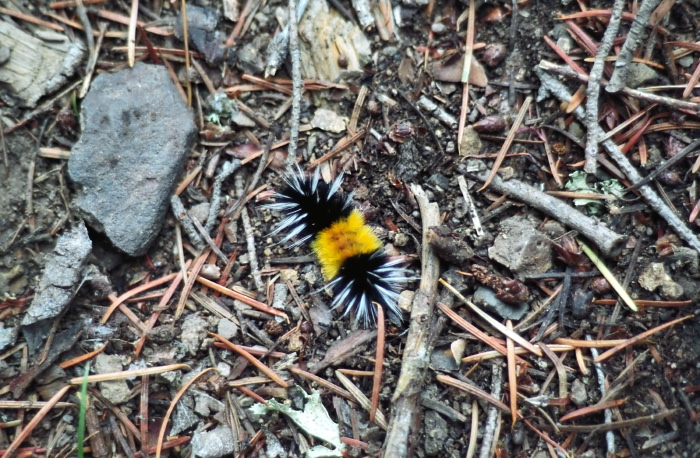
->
(578, 239, 638, 311)
(77, 362, 90, 458)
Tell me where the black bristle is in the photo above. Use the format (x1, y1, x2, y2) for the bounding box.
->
(267, 168, 352, 245)
(328, 251, 406, 326)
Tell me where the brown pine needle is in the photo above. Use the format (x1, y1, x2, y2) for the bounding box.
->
(370, 303, 385, 423)
(478, 96, 533, 192)
(437, 374, 514, 416)
(69, 364, 190, 384)
(554, 337, 646, 348)
(289, 367, 354, 401)
(539, 343, 567, 413)
(2, 385, 72, 457)
(559, 399, 627, 422)
(59, 343, 107, 369)
(155, 368, 217, 458)
(506, 320, 518, 428)
(211, 333, 289, 388)
(196, 276, 289, 320)
(237, 385, 267, 404)
(594, 315, 694, 362)
(175, 250, 210, 319)
(457, 0, 476, 145)
(101, 272, 179, 323)
(439, 280, 542, 356)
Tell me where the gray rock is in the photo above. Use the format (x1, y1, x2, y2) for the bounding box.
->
(217, 318, 239, 340)
(174, 5, 226, 64)
(0, 326, 18, 352)
(68, 63, 197, 256)
(473, 286, 529, 320)
(95, 353, 131, 404)
(423, 410, 448, 456)
(21, 222, 92, 326)
(638, 262, 684, 300)
(489, 216, 552, 278)
(571, 379, 587, 407)
(181, 314, 209, 356)
(171, 402, 199, 435)
(626, 63, 658, 88)
(191, 425, 235, 458)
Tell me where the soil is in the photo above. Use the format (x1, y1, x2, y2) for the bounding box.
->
(2, 0, 700, 457)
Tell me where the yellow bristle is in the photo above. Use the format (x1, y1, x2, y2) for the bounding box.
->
(311, 210, 383, 280)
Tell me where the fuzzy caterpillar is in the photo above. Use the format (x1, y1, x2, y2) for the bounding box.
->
(267, 166, 410, 327)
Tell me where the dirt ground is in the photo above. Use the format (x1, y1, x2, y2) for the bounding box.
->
(2, 0, 700, 457)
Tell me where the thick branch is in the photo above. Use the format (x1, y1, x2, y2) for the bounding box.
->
(584, 0, 625, 174)
(383, 185, 440, 457)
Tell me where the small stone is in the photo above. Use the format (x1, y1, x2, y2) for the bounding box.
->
(423, 410, 448, 456)
(0, 327, 18, 352)
(638, 263, 684, 300)
(21, 222, 92, 326)
(171, 403, 198, 435)
(310, 108, 348, 133)
(489, 216, 552, 278)
(191, 425, 235, 458)
(394, 233, 410, 247)
(398, 290, 414, 313)
(200, 264, 221, 280)
(181, 314, 209, 356)
(431, 23, 447, 34)
(571, 379, 587, 407)
(458, 125, 482, 156)
(95, 353, 130, 405)
(473, 286, 529, 320)
(189, 203, 211, 224)
(626, 63, 658, 89)
(217, 318, 239, 340)
(279, 268, 299, 284)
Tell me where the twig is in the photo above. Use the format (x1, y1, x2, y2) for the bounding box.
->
(350, 0, 373, 30)
(170, 195, 204, 250)
(79, 22, 107, 98)
(75, 0, 95, 58)
(206, 160, 241, 233)
(584, 0, 625, 174)
(587, 336, 616, 455)
(188, 211, 228, 265)
(287, 0, 303, 165)
(625, 139, 700, 191)
(417, 95, 458, 128)
(1, 109, 8, 176)
(383, 185, 440, 457)
(235, 173, 264, 292)
(607, 0, 662, 93)
(468, 170, 625, 257)
(457, 176, 484, 238)
(539, 60, 700, 114)
(478, 363, 503, 458)
(264, 0, 310, 77)
(536, 66, 700, 254)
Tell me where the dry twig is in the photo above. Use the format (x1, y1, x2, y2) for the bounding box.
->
(584, 0, 625, 174)
(383, 185, 440, 456)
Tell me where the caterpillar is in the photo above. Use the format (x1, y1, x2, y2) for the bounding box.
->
(267, 165, 410, 327)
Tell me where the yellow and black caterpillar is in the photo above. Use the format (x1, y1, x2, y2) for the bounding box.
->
(268, 166, 409, 327)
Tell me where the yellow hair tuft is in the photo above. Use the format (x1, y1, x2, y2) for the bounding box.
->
(311, 210, 382, 280)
